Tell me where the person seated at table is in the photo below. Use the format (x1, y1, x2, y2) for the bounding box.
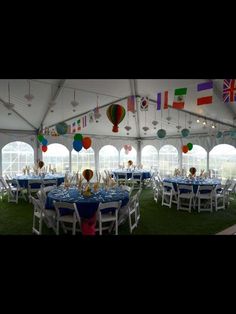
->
(189, 167, 197, 178)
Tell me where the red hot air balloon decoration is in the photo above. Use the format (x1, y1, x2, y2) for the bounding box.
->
(106, 104, 126, 133)
(82, 169, 94, 182)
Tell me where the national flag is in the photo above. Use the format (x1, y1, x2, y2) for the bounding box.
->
(223, 79, 236, 103)
(89, 111, 94, 123)
(157, 91, 168, 110)
(72, 122, 77, 133)
(127, 96, 135, 113)
(77, 119, 81, 131)
(197, 81, 213, 105)
(82, 115, 87, 128)
(140, 96, 149, 111)
(172, 88, 187, 109)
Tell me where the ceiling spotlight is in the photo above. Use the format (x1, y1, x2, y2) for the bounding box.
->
(203, 121, 206, 125)
(8, 112, 12, 116)
(197, 119, 200, 123)
(211, 124, 215, 129)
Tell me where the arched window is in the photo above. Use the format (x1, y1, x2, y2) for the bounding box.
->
(99, 145, 119, 172)
(120, 146, 137, 166)
(159, 145, 178, 176)
(71, 147, 95, 172)
(209, 144, 236, 179)
(141, 145, 158, 170)
(2, 141, 34, 176)
(182, 145, 207, 175)
(43, 143, 69, 173)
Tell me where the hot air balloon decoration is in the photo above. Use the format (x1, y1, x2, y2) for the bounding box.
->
(106, 104, 126, 133)
(82, 169, 94, 182)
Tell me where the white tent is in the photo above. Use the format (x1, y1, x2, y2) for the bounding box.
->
(0, 79, 236, 175)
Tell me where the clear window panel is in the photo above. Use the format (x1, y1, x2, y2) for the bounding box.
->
(182, 145, 207, 175)
(99, 145, 119, 172)
(141, 145, 158, 170)
(120, 147, 137, 167)
(71, 148, 95, 173)
(159, 145, 178, 177)
(43, 143, 69, 174)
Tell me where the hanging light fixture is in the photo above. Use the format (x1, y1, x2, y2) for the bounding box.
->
(176, 110, 181, 133)
(24, 80, 34, 107)
(166, 107, 172, 124)
(71, 89, 79, 112)
(152, 99, 158, 129)
(48, 85, 56, 112)
(196, 118, 200, 123)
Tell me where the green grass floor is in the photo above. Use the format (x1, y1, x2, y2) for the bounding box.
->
(1, 188, 236, 235)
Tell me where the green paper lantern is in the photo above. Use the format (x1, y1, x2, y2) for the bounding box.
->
(74, 133, 83, 141)
(56, 122, 68, 135)
(216, 131, 223, 139)
(181, 128, 190, 138)
(187, 143, 193, 150)
(157, 129, 166, 139)
(37, 134, 44, 142)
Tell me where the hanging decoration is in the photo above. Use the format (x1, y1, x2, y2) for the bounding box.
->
(197, 81, 213, 106)
(82, 115, 87, 128)
(82, 137, 92, 150)
(187, 113, 192, 129)
(73, 133, 83, 152)
(140, 96, 149, 111)
(94, 95, 101, 122)
(223, 79, 236, 103)
(38, 160, 45, 169)
(182, 145, 189, 153)
(56, 122, 68, 135)
(181, 128, 190, 137)
(142, 110, 149, 135)
(152, 120, 158, 129)
(37, 133, 48, 152)
(187, 143, 193, 150)
(88, 111, 94, 123)
(157, 91, 168, 110)
(74, 133, 83, 141)
(106, 104, 126, 132)
(124, 144, 132, 154)
(172, 88, 187, 109)
(82, 169, 94, 182)
(127, 96, 136, 114)
(157, 129, 166, 139)
(216, 131, 223, 139)
(71, 89, 79, 112)
(124, 125, 131, 135)
(24, 80, 34, 107)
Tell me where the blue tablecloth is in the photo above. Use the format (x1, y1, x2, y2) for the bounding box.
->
(112, 170, 151, 180)
(46, 186, 129, 219)
(13, 175, 65, 188)
(163, 177, 221, 194)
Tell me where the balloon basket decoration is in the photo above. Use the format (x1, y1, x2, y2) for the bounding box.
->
(106, 104, 126, 133)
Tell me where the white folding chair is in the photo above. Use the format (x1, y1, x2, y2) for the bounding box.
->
(177, 184, 194, 213)
(214, 184, 225, 211)
(162, 182, 176, 208)
(6, 179, 27, 203)
(31, 196, 44, 235)
(128, 194, 138, 233)
(135, 188, 142, 224)
(0, 177, 8, 200)
(53, 201, 81, 235)
(130, 173, 142, 190)
(196, 185, 214, 212)
(42, 179, 57, 188)
(36, 191, 57, 232)
(97, 201, 122, 235)
(28, 179, 43, 202)
(120, 185, 133, 196)
(116, 173, 128, 186)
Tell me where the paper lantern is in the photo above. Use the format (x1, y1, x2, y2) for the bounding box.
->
(37, 134, 44, 142)
(38, 160, 44, 169)
(187, 143, 193, 150)
(42, 145, 48, 153)
(74, 133, 83, 141)
(56, 122, 68, 135)
(106, 104, 126, 132)
(157, 129, 166, 139)
(216, 131, 223, 139)
(82, 137, 92, 150)
(182, 145, 189, 153)
(42, 138, 48, 146)
(181, 128, 190, 138)
(82, 169, 93, 182)
(73, 140, 83, 152)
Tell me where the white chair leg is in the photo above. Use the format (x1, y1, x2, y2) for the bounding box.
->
(39, 217, 42, 235)
(99, 217, 102, 235)
(72, 220, 76, 235)
(56, 220, 60, 235)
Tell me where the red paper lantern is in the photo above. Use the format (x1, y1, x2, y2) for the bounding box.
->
(82, 137, 92, 150)
(42, 145, 48, 152)
(182, 145, 189, 154)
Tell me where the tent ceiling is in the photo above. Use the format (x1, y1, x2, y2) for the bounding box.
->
(0, 79, 235, 137)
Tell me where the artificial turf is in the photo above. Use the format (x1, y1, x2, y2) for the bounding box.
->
(1, 188, 236, 235)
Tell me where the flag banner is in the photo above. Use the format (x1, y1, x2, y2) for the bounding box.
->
(172, 88, 187, 109)
(223, 79, 236, 103)
(67, 125, 71, 134)
(89, 111, 94, 123)
(127, 96, 135, 113)
(77, 119, 81, 131)
(72, 121, 77, 133)
(157, 91, 168, 110)
(140, 96, 149, 111)
(82, 115, 87, 128)
(197, 81, 213, 105)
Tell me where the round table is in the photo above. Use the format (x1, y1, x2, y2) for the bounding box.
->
(13, 175, 65, 188)
(163, 177, 221, 194)
(46, 186, 129, 219)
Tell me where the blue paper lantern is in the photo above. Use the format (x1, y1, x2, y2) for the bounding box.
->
(181, 128, 190, 137)
(216, 131, 223, 139)
(157, 129, 166, 139)
(56, 122, 68, 135)
(42, 138, 48, 146)
(73, 140, 83, 152)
